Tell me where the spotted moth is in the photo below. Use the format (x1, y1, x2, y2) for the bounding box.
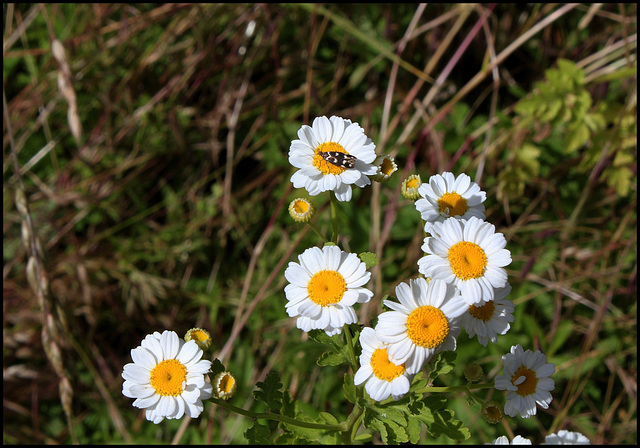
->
(318, 151, 357, 169)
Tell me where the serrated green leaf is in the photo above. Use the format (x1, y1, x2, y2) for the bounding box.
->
(428, 351, 457, 383)
(430, 409, 470, 441)
(343, 373, 357, 404)
(406, 415, 423, 444)
(317, 350, 347, 367)
(210, 358, 227, 377)
(253, 371, 283, 413)
(245, 420, 271, 445)
(358, 251, 379, 269)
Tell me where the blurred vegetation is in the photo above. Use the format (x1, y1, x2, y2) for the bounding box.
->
(3, 3, 636, 444)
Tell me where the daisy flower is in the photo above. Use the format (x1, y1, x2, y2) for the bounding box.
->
(284, 245, 373, 336)
(494, 344, 555, 418)
(288, 115, 378, 202)
(459, 284, 514, 346)
(487, 435, 532, 445)
(122, 330, 213, 424)
(542, 430, 590, 445)
(375, 278, 467, 374)
(418, 216, 511, 304)
(415, 172, 486, 230)
(354, 327, 413, 402)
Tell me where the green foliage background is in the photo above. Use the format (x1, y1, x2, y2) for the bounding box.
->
(3, 3, 636, 444)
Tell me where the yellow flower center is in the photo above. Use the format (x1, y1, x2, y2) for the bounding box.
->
(405, 178, 420, 189)
(437, 192, 468, 216)
(292, 199, 310, 214)
(405, 305, 449, 348)
(189, 329, 209, 343)
(149, 359, 187, 396)
(468, 300, 495, 322)
(216, 372, 236, 396)
(313, 142, 347, 175)
(307, 270, 346, 306)
(371, 347, 406, 381)
(511, 366, 539, 396)
(380, 157, 395, 176)
(448, 241, 487, 280)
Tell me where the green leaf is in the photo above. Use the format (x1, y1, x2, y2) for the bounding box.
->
(253, 371, 284, 413)
(245, 420, 271, 445)
(210, 358, 227, 378)
(343, 373, 357, 404)
(428, 351, 457, 383)
(358, 251, 379, 269)
(317, 350, 346, 366)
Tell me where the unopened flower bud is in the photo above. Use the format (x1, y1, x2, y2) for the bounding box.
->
(401, 174, 422, 200)
(184, 327, 212, 351)
(288, 198, 314, 223)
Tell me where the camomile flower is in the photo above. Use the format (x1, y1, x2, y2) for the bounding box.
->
(542, 430, 590, 445)
(288, 115, 378, 202)
(375, 278, 467, 374)
(487, 435, 532, 445)
(354, 327, 413, 402)
(122, 330, 213, 424)
(284, 245, 373, 336)
(494, 344, 555, 419)
(459, 284, 514, 346)
(418, 216, 511, 304)
(415, 172, 486, 230)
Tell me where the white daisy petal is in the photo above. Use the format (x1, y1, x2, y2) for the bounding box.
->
(284, 245, 373, 336)
(375, 278, 466, 375)
(121, 330, 212, 424)
(495, 344, 555, 418)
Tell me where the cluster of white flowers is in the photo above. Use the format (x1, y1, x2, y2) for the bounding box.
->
(284, 116, 556, 416)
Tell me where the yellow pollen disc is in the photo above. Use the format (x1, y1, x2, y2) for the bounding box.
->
(405, 305, 449, 348)
(406, 178, 420, 189)
(468, 300, 495, 322)
(293, 200, 310, 214)
(381, 158, 395, 175)
(448, 241, 487, 280)
(149, 359, 187, 396)
(307, 270, 347, 306)
(313, 142, 347, 175)
(217, 373, 236, 394)
(438, 192, 468, 216)
(371, 347, 405, 381)
(190, 329, 209, 343)
(511, 366, 539, 396)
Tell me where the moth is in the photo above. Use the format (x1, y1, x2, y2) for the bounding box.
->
(318, 151, 357, 169)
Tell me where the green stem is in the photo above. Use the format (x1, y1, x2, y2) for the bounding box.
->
(211, 397, 346, 432)
(306, 220, 329, 243)
(414, 382, 495, 394)
(342, 324, 359, 373)
(329, 191, 339, 243)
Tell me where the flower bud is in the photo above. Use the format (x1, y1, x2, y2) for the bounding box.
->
(288, 198, 314, 223)
(184, 327, 212, 351)
(401, 174, 422, 200)
(213, 371, 237, 400)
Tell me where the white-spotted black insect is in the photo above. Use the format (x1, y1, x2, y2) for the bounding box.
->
(318, 151, 357, 169)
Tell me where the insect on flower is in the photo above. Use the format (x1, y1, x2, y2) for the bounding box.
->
(318, 151, 357, 169)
